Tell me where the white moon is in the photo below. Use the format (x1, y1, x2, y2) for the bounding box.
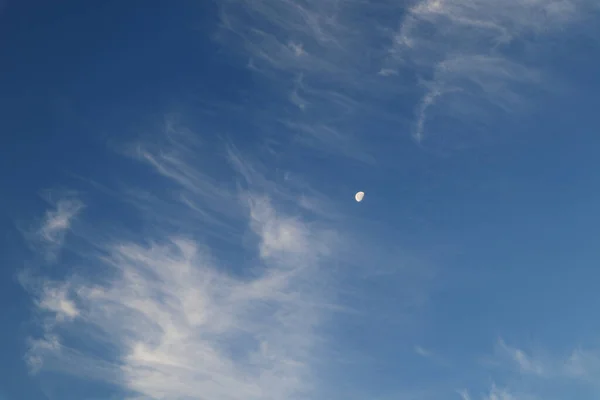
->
(355, 191, 365, 202)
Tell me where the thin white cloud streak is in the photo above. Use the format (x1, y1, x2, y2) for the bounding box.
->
(493, 338, 600, 386)
(413, 344, 453, 369)
(29, 195, 84, 261)
(390, 0, 595, 141)
(39, 198, 82, 244)
(217, 0, 597, 150)
(127, 117, 342, 230)
(564, 348, 600, 381)
(22, 129, 347, 400)
(282, 120, 376, 164)
(414, 346, 447, 365)
(482, 386, 520, 400)
(414, 345, 432, 358)
(496, 339, 546, 377)
(216, 0, 413, 159)
(459, 385, 539, 400)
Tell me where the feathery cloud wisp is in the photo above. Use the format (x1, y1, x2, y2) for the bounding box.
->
(39, 199, 82, 243)
(492, 338, 600, 388)
(217, 0, 596, 150)
(391, 0, 592, 141)
(414, 345, 433, 358)
(31, 196, 84, 261)
(496, 339, 546, 377)
(23, 130, 344, 400)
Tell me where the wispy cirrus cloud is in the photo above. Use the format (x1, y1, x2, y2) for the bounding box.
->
(563, 348, 600, 381)
(496, 339, 547, 377)
(414, 345, 433, 358)
(27, 195, 84, 261)
(216, 0, 597, 152)
(40, 198, 82, 243)
(485, 338, 600, 391)
(468, 385, 530, 400)
(383, 0, 596, 141)
(14, 1, 600, 398)
(19, 116, 438, 399)
(457, 388, 472, 400)
(446, 339, 600, 400)
(216, 0, 409, 159)
(37, 282, 79, 322)
(20, 123, 354, 400)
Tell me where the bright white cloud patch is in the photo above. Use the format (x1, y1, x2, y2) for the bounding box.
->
(23, 131, 340, 400)
(38, 282, 79, 321)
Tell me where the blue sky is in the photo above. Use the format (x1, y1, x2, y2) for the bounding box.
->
(1, 0, 600, 399)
